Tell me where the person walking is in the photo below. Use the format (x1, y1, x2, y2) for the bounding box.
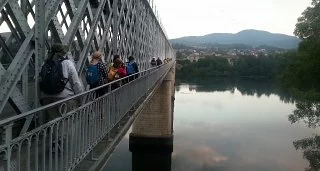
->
(151, 57, 157, 67)
(39, 43, 84, 121)
(86, 51, 108, 97)
(156, 57, 162, 66)
(108, 58, 126, 90)
(126, 56, 139, 81)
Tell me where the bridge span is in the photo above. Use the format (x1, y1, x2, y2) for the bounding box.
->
(0, 0, 175, 170)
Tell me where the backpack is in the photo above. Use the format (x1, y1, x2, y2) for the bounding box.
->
(108, 67, 118, 81)
(156, 59, 162, 65)
(126, 62, 135, 75)
(39, 58, 68, 94)
(86, 64, 100, 85)
(151, 60, 156, 66)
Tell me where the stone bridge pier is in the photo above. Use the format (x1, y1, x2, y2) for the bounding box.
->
(129, 66, 175, 171)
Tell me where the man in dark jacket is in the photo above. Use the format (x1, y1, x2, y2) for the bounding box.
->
(151, 57, 157, 67)
(156, 57, 162, 66)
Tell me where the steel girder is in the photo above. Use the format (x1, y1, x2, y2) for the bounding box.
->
(0, 0, 175, 120)
(77, 0, 107, 74)
(0, 0, 70, 119)
(0, 0, 10, 12)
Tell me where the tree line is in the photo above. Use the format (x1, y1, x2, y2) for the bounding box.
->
(176, 54, 289, 79)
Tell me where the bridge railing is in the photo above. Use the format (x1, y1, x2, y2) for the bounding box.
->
(0, 61, 174, 171)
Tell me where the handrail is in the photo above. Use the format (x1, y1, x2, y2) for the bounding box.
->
(0, 61, 174, 171)
(0, 61, 173, 127)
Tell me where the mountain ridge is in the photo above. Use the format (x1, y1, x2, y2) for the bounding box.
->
(170, 29, 300, 49)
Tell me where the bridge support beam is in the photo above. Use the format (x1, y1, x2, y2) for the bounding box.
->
(129, 66, 175, 170)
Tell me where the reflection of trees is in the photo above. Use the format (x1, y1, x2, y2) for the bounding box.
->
(293, 135, 320, 171)
(289, 102, 320, 128)
(289, 101, 320, 171)
(176, 77, 293, 103)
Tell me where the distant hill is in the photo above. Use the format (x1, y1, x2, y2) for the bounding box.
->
(170, 29, 300, 49)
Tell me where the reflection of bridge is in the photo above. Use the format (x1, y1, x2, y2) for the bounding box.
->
(0, 0, 175, 170)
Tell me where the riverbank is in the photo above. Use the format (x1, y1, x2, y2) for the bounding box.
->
(176, 56, 286, 79)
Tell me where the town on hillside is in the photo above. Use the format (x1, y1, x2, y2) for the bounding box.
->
(174, 43, 289, 65)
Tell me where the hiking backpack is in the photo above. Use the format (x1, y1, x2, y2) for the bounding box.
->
(86, 64, 100, 85)
(39, 58, 68, 94)
(126, 62, 135, 75)
(151, 60, 156, 66)
(108, 67, 118, 81)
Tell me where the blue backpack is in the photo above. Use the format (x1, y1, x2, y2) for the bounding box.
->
(86, 65, 100, 85)
(126, 62, 135, 75)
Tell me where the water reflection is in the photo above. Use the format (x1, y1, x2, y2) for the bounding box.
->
(174, 77, 312, 171)
(176, 77, 294, 103)
(289, 101, 320, 171)
(293, 135, 320, 171)
(104, 77, 317, 171)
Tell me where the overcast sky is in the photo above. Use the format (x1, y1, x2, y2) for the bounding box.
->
(154, 0, 311, 39)
(0, 1, 311, 39)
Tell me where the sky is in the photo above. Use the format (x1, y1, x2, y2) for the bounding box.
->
(154, 0, 312, 39)
(0, 0, 311, 39)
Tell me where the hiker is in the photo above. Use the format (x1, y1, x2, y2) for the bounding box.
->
(116, 58, 127, 79)
(108, 58, 126, 90)
(40, 43, 84, 121)
(164, 58, 168, 64)
(126, 56, 139, 81)
(151, 57, 157, 67)
(108, 54, 121, 70)
(156, 57, 162, 66)
(86, 51, 108, 97)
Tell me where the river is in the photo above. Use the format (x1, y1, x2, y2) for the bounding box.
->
(103, 78, 318, 171)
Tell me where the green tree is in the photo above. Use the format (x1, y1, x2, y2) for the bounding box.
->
(280, 0, 320, 100)
(294, 0, 320, 41)
(284, 2, 320, 170)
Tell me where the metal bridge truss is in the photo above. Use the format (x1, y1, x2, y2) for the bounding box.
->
(0, 0, 174, 122)
(0, 0, 175, 169)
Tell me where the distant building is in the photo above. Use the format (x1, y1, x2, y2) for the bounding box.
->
(227, 50, 237, 56)
(226, 56, 237, 66)
(187, 53, 204, 62)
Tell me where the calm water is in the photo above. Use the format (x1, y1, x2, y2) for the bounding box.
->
(103, 78, 318, 171)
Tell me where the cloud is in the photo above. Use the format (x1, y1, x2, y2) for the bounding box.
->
(172, 140, 228, 170)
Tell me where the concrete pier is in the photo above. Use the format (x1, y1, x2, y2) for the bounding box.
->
(129, 66, 175, 170)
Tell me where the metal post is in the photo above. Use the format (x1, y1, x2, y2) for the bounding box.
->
(22, 65, 28, 100)
(21, 0, 28, 17)
(5, 123, 13, 170)
(21, 0, 29, 99)
(134, 3, 141, 60)
(112, 0, 119, 56)
(35, 0, 45, 126)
